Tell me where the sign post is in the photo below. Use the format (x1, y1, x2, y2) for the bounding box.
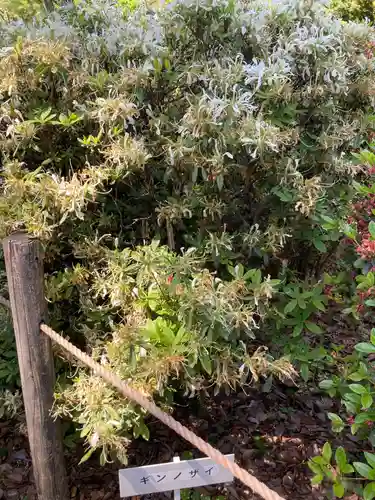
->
(118, 454, 235, 498)
(173, 456, 181, 500)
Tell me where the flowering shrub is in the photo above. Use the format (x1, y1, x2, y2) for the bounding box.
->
(0, 0, 374, 462)
(308, 140, 375, 499)
(309, 330, 375, 498)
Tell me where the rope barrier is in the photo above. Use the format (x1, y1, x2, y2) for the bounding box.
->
(40, 323, 285, 500)
(0, 297, 285, 500)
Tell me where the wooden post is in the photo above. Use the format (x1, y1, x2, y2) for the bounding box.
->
(3, 233, 69, 500)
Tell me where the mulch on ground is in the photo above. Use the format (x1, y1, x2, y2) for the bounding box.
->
(0, 383, 338, 500)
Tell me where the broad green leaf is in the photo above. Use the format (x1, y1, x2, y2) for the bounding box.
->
(369, 221, 375, 239)
(322, 442, 332, 462)
(300, 363, 309, 381)
(362, 393, 373, 409)
(364, 482, 375, 500)
(320, 379, 334, 390)
(133, 422, 150, 441)
(371, 329, 375, 345)
(292, 323, 303, 337)
(200, 353, 212, 375)
(312, 300, 326, 311)
(335, 447, 347, 472)
(311, 456, 327, 465)
(297, 297, 306, 309)
(333, 482, 344, 498)
(355, 343, 375, 354)
(311, 474, 323, 485)
(351, 423, 360, 434)
(156, 321, 175, 345)
(349, 384, 367, 394)
(305, 321, 323, 334)
(344, 392, 362, 404)
(327, 413, 343, 424)
(342, 464, 354, 473)
(365, 453, 375, 469)
(353, 462, 375, 479)
(348, 371, 365, 382)
(308, 461, 323, 475)
(355, 413, 375, 424)
(173, 326, 188, 346)
(284, 300, 297, 314)
(313, 239, 327, 253)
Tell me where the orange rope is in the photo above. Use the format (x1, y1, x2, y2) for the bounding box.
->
(0, 297, 285, 500)
(40, 323, 285, 500)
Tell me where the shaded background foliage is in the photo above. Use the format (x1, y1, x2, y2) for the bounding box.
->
(330, 0, 375, 23)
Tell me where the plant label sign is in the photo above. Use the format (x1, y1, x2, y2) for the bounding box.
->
(118, 454, 234, 497)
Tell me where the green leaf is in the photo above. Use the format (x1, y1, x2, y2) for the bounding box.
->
(312, 300, 326, 311)
(371, 329, 375, 345)
(297, 297, 306, 309)
(333, 482, 344, 498)
(311, 474, 323, 485)
(349, 384, 367, 394)
(342, 463, 354, 473)
(300, 363, 309, 381)
(348, 371, 366, 382)
(328, 412, 343, 422)
(133, 421, 150, 441)
(366, 300, 375, 307)
(173, 326, 188, 346)
(322, 442, 332, 462)
(351, 423, 360, 435)
(354, 342, 375, 354)
(79, 447, 95, 465)
(158, 324, 176, 346)
(292, 323, 303, 337)
(313, 239, 327, 253)
(353, 462, 375, 479)
(200, 353, 212, 375)
(328, 413, 344, 432)
(216, 174, 224, 191)
(311, 456, 327, 466)
(355, 412, 375, 424)
(320, 379, 334, 390)
(365, 453, 375, 469)
(369, 221, 375, 239)
(362, 393, 373, 409)
(284, 300, 297, 314)
(335, 447, 347, 472)
(364, 482, 375, 500)
(308, 461, 323, 475)
(305, 321, 323, 334)
(344, 392, 362, 404)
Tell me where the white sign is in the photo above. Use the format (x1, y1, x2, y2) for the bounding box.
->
(119, 454, 234, 497)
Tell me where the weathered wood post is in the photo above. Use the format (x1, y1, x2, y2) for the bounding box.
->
(3, 233, 69, 500)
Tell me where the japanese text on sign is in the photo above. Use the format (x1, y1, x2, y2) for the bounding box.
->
(118, 454, 234, 497)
